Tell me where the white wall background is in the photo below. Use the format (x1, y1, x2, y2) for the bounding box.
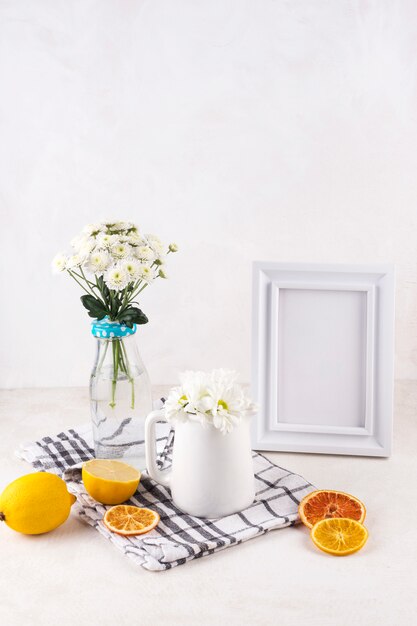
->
(1, 0, 417, 388)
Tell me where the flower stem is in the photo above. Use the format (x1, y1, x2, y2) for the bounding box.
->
(127, 279, 147, 303)
(96, 339, 109, 374)
(110, 339, 119, 408)
(79, 267, 97, 289)
(108, 338, 135, 410)
(67, 270, 95, 296)
(120, 339, 135, 410)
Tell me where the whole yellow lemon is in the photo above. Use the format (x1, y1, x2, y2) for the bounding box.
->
(0, 472, 76, 535)
(82, 459, 140, 504)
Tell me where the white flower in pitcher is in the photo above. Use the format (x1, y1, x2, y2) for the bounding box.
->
(51, 253, 67, 273)
(165, 388, 191, 423)
(104, 266, 128, 291)
(209, 369, 256, 434)
(211, 400, 242, 435)
(88, 250, 110, 275)
(180, 370, 215, 425)
(168, 242, 178, 253)
(165, 369, 256, 433)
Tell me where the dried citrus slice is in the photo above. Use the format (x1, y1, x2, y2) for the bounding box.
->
(82, 460, 140, 505)
(311, 518, 368, 556)
(299, 490, 366, 529)
(103, 505, 160, 536)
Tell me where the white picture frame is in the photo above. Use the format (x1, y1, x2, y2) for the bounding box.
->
(251, 262, 395, 457)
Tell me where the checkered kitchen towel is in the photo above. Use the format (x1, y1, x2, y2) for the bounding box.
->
(17, 421, 315, 571)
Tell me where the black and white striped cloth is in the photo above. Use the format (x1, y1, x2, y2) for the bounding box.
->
(17, 420, 315, 571)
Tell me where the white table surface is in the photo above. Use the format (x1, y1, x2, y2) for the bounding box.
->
(0, 383, 416, 626)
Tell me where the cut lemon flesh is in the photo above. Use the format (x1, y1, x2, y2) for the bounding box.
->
(299, 490, 366, 529)
(82, 460, 140, 505)
(311, 518, 368, 556)
(83, 459, 139, 482)
(103, 505, 160, 536)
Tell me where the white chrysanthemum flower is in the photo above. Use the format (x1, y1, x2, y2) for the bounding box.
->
(111, 242, 131, 259)
(212, 411, 241, 435)
(145, 234, 165, 257)
(127, 231, 143, 245)
(135, 245, 155, 262)
(96, 233, 117, 249)
(182, 371, 215, 426)
(208, 369, 256, 434)
(164, 388, 190, 423)
(104, 266, 128, 291)
(82, 223, 104, 236)
(51, 253, 67, 274)
(78, 238, 96, 260)
(70, 234, 86, 251)
(105, 221, 128, 233)
(121, 258, 141, 280)
(66, 254, 83, 269)
(71, 234, 97, 257)
(54, 222, 177, 320)
(145, 233, 163, 244)
(164, 369, 256, 434)
(137, 265, 154, 283)
(87, 250, 110, 275)
(165, 371, 213, 426)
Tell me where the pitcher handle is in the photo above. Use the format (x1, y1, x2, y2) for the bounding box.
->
(145, 409, 171, 487)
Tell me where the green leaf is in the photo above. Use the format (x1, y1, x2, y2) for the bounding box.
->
(96, 275, 110, 300)
(80, 295, 108, 319)
(117, 306, 148, 327)
(97, 276, 110, 301)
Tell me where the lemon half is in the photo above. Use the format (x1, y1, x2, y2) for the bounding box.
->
(82, 459, 140, 505)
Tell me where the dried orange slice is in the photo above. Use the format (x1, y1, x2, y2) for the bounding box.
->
(311, 518, 368, 556)
(299, 490, 366, 529)
(103, 505, 160, 536)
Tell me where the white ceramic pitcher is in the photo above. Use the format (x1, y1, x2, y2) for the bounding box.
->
(145, 409, 255, 518)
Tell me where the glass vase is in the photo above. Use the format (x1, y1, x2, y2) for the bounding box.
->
(89, 319, 152, 470)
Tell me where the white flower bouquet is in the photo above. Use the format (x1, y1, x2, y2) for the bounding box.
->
(52, 221, 177, 325)
(52, 220, 178, 408)
(165, 369, 256, 434)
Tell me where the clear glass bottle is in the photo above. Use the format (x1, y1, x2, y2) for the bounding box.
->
(89, 319, 152, 470)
